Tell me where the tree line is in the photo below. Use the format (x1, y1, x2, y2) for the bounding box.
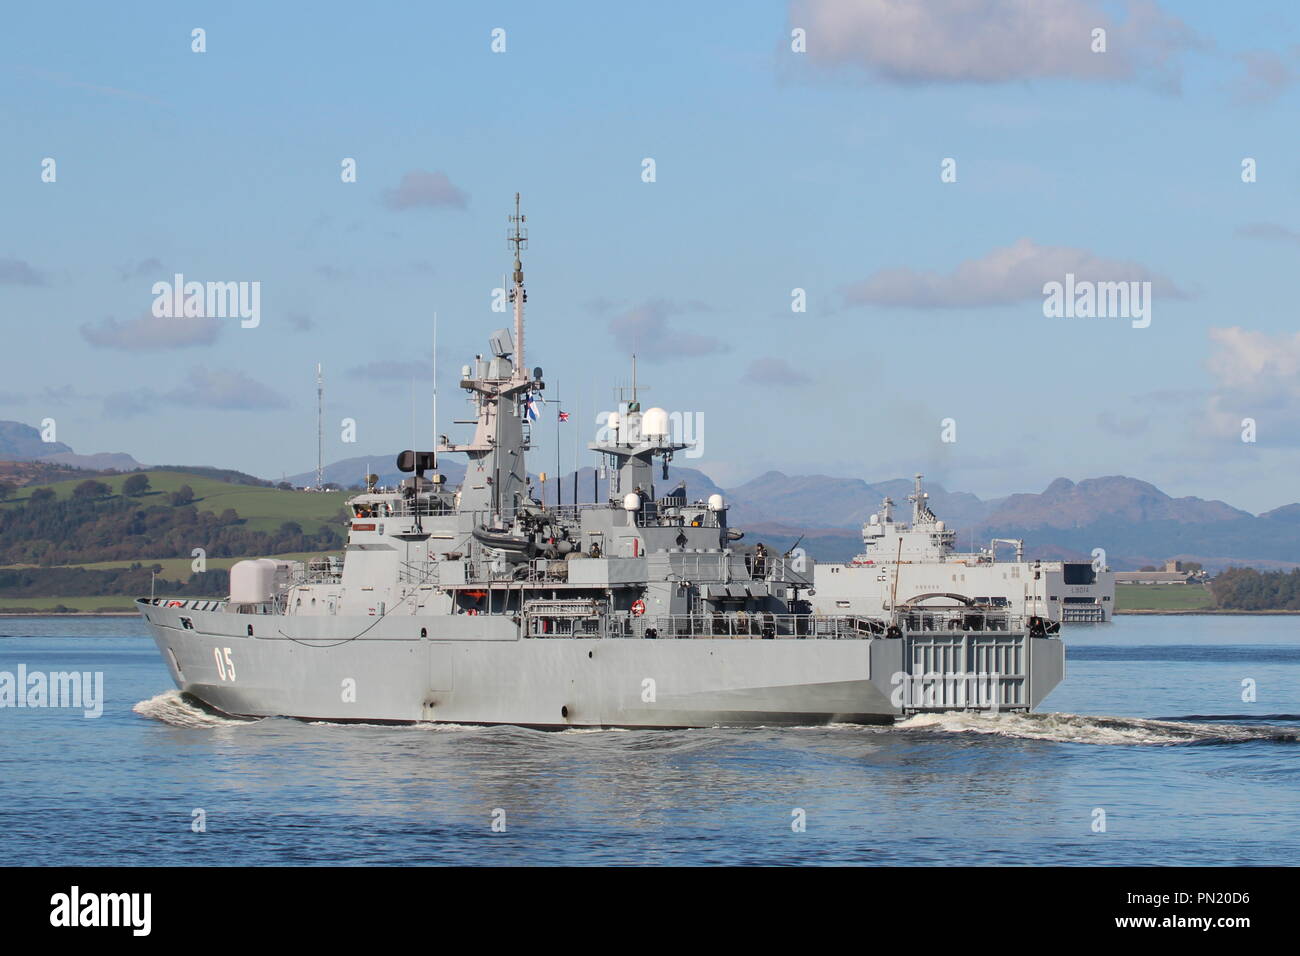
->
(0, 489, 344, 565)
(0, 565, 230, 598)
(1209, 567, 1300, 611)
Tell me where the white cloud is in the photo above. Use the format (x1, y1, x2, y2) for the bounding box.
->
(843, 238, 1185, 308)
(0, 257, 48, 286)
(103, 389, 158, 419)
(382, 170, 468, 211)
(1096, 410, 1150, 438)
(118, 257, 165, 281)
(347, 359, 432, 380)
(743, 357, 812, 387)
(1236, 222, 1300, 246)
(314, 264, 354, 281)
(1230, 47, 1300, 104)
(608, 300, 725, 361)
(791, 0, 1199, 89)
(80, 312, 223, 349)
(168, 367, 289, 410)
(1205, 327, 1300, 445)
(104, 367, 289, 418)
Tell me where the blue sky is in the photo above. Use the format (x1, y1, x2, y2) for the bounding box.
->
(3, 1, 1300, 512)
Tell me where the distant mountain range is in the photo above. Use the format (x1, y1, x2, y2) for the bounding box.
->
(0, 421, 143, 473)
(1, 420, 1296, 572)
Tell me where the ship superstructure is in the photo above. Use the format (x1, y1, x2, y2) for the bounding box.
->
(808, 476, 1115, 624)
(137, 197, 1066, 727)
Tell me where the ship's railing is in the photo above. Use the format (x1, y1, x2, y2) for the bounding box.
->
(893, 607, 1025, 632)
(231, 602, 280, 615)
(520, 610, 876, 640)
(143, 597, 228, 612)
(535, 503, 613, 521)
(615, 613, 881, 640)
(524, 502, 724, 529)
(466, 560, 570, 584)
(763, 556, 813, 586)
(389, 499, 456, 517)
(147, 596, 281, 615)
(524, 598, 608, 638)
(630, 505, 723, 529)
(290, 561, 343, 586)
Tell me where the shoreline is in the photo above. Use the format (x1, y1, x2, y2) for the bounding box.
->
(0, 611, 139, 617)
(1115, 608, 1300, 616)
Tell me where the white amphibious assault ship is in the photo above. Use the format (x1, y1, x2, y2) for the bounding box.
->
(138, 196, 1066, 728)
(809, 476, 1116, 625)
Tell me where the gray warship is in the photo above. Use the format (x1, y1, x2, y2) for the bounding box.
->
(137, 196, 1065, 727)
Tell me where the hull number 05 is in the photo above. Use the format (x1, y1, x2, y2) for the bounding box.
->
(214, 647, 236, 681)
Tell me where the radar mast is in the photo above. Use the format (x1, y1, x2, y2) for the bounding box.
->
(508, 192, 527, 383)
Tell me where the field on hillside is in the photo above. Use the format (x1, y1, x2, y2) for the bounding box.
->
(1115, 583, 1216, 611)
(0, 596, 138, 612)
(0, 470, 348, 535)
(1, 550, 339, 578)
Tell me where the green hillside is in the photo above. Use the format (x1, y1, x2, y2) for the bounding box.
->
(1, 470, 347, 535)
(1115, 583, 1215, 611)
(0, 471, 352, 610)
(63, 550, 336, 578)
(0, 596, 139, 613)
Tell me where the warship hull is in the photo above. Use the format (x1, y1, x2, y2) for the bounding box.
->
(135, 198, 1072, 730)
(139, 600, 1065, 727)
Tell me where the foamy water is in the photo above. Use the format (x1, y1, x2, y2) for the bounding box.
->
(132, 690, 257, 729)
(134, 690, 636, 735)
(132, 689, 1299, 747)
(896, 710, 1300, 746)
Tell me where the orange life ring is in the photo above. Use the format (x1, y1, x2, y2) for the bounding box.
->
(631, 599, 646, 617)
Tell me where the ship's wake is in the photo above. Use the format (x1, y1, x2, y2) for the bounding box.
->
(895, 711, 1300, 746)
(133, 690, 260, 729)
(128, 690, 1300, 745)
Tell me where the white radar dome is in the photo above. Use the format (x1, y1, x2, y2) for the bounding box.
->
(707, 493, 726, 512)
(642, 407, 670, 438)
(623, 493, 641, 511)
